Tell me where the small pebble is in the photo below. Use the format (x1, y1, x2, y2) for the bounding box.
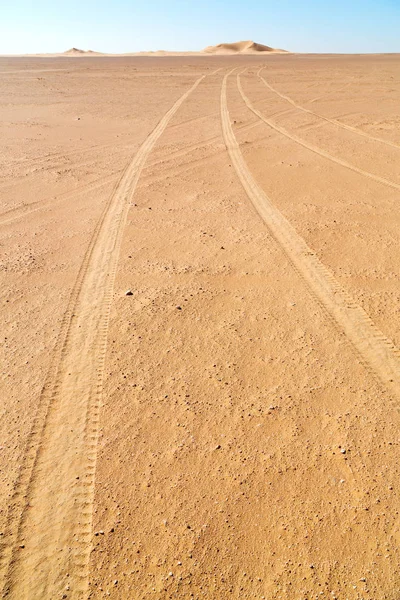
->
(125, 290, 133, 296)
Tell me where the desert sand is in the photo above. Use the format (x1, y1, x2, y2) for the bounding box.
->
(0, 52, 400, 600)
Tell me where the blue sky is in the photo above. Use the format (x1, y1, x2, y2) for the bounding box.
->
(1, 0, 399, 54)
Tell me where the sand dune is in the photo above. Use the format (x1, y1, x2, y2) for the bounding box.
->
(203, 40, 288, 54)
(63, 47, 102, 56)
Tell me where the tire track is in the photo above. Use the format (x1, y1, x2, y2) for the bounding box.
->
(0, 69, 214, 600)
(221, 70, 400, 402)
(0, 172, 121, 226)
(0, 145, 132, 196)
(2, 129, 234, 227)
(237, 72, 400, 193)
(2, 118, 242, 227)
(145, 116, 269, 171)
(307, 78, 355, 104)
(258, 68, 400, 151)
(3, 139, 132, 173)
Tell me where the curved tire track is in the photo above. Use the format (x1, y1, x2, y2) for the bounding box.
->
(307, 78, 355, 105)
(0, 70, 212, 600)
(258, 68, 400, 150)
(0, 172, 122, 226)
(237, 72, 400, 193)
(221, 70, 400, 402)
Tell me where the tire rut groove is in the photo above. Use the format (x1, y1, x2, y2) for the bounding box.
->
(0, 70, 214, 600)
(238, 72, 400, 193)
(258, 67, 400, 150)
(221, 70, 400, 404)
(0, 172, 121, 226)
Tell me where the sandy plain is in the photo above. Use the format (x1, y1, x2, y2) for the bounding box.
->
(0, 53, 400, 600)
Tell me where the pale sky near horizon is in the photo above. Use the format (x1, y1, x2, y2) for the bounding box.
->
(1, 0, 399, 55)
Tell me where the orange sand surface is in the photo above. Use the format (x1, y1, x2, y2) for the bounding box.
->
(0, 53, 400, 599)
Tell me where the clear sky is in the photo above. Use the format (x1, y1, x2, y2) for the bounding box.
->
(1, 0, 399, 55)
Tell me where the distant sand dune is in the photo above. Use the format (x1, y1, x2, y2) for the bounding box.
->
(63, 48, 102, 56)
(203, 40, 288, 54)
(3, 41, 290, 58)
